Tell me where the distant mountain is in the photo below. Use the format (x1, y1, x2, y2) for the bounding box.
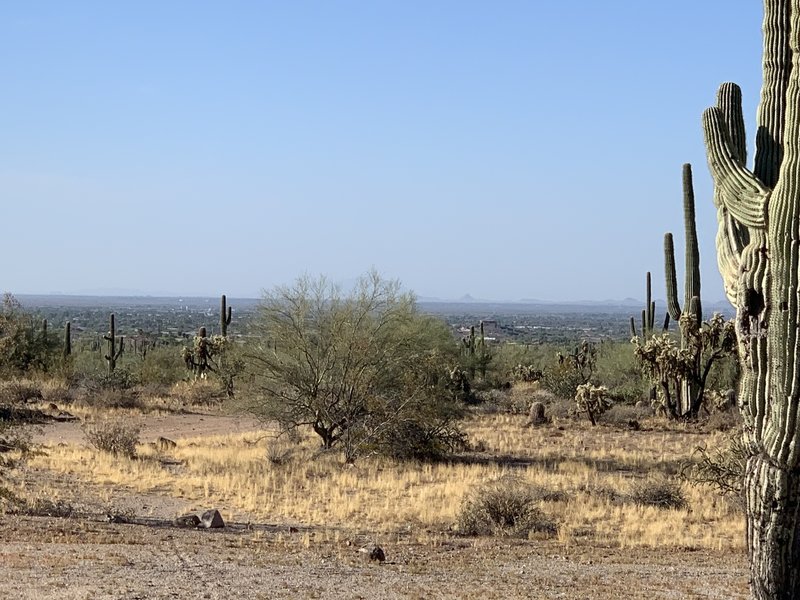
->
(519, 297, 642, 307)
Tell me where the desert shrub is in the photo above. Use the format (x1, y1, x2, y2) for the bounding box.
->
(78, 387, 144, 411)
(135, 346, 185, 386)
(457, 476, 558, 538)
(3, 495, 74, 518)
(681, 432, 746, 498)
(602, 403, 652, 428)
(547, 396, 577, 422)
(484, 382, 550, 415)
(704, 353, 740, 396)
(541, 361, 585, 400)
(630, 479, 687, 510)
(96, 368, 137, 391)
(371, 418, 467, 461)
(248, 272, 466, 461)
(83, 420, 141, 458)
(266, 440, 294, 466)
(39, 379, 73, 405)
(593, 341, 647, 403)
(0, 379, 43, 404)
(171, 379, 225, 406)
(491, 344, 550, 385)
(0, 294, 60, 376)
(703, 407, 742, 432)
(530, 487, 570, 503)
(0, 383, 38, 500)
(579, 483, 626, 505)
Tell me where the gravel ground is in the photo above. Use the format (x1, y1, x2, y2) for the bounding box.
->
(0, 515, 748, 600)
(0, 414, 750, 599)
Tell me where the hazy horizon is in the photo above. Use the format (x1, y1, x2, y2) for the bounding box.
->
(2, 2, 762, 303)
(9, 286, 734, 307)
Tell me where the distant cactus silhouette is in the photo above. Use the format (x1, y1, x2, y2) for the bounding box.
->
(63, 322, 71, 357)
(103, 314, 124, 373)
(629, 271, 669, 339)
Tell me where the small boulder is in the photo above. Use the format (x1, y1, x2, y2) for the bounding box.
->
(200, 509, 225, 529)
(174, 514, 201, 528)
(358, 544, 385, 563)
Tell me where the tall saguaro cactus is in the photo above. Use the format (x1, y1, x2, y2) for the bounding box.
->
(104, 313, 124, 374)
(664, 164, 702, 326)
(664, 164, 703, 416)
(63, 322, 71, 357)
(220, 294, 232, 337)
(700, 1, 800, 596)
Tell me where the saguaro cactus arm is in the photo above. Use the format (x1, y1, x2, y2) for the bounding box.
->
(664, 234, 682, 321)
(702, 108, 769, 228)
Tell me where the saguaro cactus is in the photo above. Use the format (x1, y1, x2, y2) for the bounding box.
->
(664, 164, 703, 416)
(462, 325, 476, 378)
(700, 1, 800, 595)
(220, 294, 232, 337)
(104, 314, 124, 374)
(629, 271, 669, 339)
(63, 322, 71, 357)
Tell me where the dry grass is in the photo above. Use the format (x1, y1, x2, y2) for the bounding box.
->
(23, 412, 744, 552)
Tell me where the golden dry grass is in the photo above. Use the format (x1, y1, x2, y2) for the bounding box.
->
(23, 412, 744, 552)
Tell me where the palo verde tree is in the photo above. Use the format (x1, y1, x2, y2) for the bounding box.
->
(0, 293, 58, 375)
(700, 1, 800, 596)
(246, 271, 465, 462)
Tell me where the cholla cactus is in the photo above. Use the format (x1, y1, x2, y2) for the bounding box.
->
(574, 383, 612, 426)
(559, 340, 596, 383)
(632, 313, 736, 418)
(511, 364, 542, 382)
(182, 327, 227, 379)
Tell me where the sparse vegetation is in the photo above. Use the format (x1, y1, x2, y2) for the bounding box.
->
(82, 419, 141, 458)
(245, 271, 465, 462)
(0, 292, 747, 597)
(629, 479, 687, 510)
(457, 476, 557, 538)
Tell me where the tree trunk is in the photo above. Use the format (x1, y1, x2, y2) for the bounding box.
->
(746, 454, 800, 599)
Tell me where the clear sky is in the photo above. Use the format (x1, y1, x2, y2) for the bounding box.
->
(1, 1, 765, 302)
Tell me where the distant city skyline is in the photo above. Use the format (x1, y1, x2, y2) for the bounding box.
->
(1, 2, 764, 304)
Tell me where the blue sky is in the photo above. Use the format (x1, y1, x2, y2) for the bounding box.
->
(0, 2, 765, 301)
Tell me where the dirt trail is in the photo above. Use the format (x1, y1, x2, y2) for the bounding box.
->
(33, 412, 265, 446)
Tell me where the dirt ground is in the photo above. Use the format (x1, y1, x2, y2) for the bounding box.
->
(0, 414, 750, 600)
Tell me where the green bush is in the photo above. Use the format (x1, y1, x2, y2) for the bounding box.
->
(541, 360, 585, 400)
(593, 341, 647, 403)
(135, 346, 185, 386)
